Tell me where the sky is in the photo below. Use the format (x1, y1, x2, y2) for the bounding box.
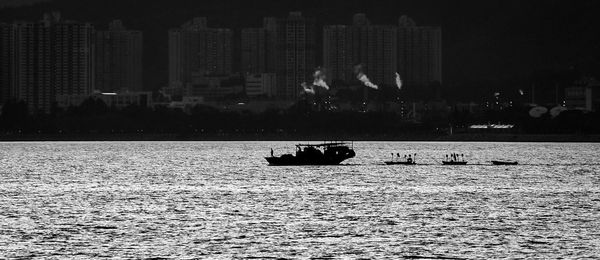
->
(0, 0, 47, 7)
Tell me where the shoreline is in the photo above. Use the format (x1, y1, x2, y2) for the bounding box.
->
(1, 133, 599, 142)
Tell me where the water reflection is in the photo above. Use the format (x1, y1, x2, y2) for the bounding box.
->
(0, 142, 599, 258)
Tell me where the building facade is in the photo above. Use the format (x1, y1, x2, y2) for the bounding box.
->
(95, 20, 143, 92)
(278, 12, 316, 100)
(323, 25, 352, 84)
(565, 77, 600, 111)
(169, 17, 233, 89)
(0, 23, 16, 105)
(245, 73, 276, 97)
(324, 14, 398, 86)
(397, 15, 442, 87)
(3, 13, 94, 113)
(241, 13, 316, 100)
(241, 28, 267, 74)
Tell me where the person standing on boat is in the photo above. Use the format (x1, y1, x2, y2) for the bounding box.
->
(271, 148, 274, 157)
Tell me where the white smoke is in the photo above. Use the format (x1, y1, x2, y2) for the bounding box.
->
(312, 69, 329, 90)
(357, 73, 378, 90)
(300, 67, 328, 96)
(313, 78, 329, 90)
(353, 64, 378, 90)
(395, 72, 402, 90)
(301, 82, 315, 95)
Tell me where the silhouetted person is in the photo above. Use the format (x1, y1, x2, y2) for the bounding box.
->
(271, 148, 274, 157)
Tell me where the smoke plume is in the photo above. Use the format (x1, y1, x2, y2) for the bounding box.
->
(312, 68, 329, 90)
(353, 64, 378, 90)
(395, 72, 402, 90)
(301, 82, 315, 95)
(357, 73, 378, 90)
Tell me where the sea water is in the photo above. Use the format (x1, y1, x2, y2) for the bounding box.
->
(0, 141, 599, 258)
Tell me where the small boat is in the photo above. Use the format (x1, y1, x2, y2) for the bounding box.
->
(491, 160, 518, 165)
(442, 161, 468, 165)
(266, 142, 356, 166)
(384, 161, 416, 165)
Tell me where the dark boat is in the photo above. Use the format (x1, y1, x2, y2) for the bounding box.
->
(384, 161, 416, 165)
(266, 142, 356, 166)
(491, 160, 518, 165)
(442, 161, 468, 165)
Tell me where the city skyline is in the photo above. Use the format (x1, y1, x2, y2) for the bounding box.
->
(1, 11, 446, 112)
(1, 0, 597, 91)
(0, 0, 599, 115)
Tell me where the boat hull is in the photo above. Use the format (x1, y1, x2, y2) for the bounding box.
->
(384, 161, 416, 165)
(442, 161, 468, 165)
(491, 160, 518, 165)
(266, 154, 352, 166)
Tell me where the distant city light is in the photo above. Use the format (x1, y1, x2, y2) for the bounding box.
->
(469, 124, 514, 129)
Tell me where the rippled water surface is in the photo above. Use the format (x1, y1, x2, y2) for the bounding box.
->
(1, 141, 599, 259)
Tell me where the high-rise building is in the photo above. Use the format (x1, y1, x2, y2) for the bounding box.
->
(323, 25, 352, 84)
(259, 12, 316, 100)
(0, 23, 16, 105)
(397, 15, 442, 87)
(95, 20, 143, 92)
(52, 18, 95, 102)
(280, 12, 316, 100)
(4, 13, 94, 113)
(323, 14, 397, 86)
(241, 28, 267, 74)
(168, 17, 233, 88)
(241, 13, 316, 100)
(240, 18, 279, 97)
(263, 17, 278, 74)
